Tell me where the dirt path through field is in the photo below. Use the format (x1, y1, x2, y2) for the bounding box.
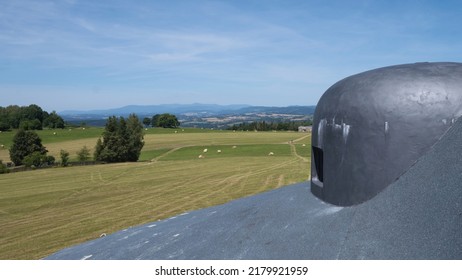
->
(288, 134, 310, 163)
(149, 146, 184, 163)
(293, 134, 310, 143)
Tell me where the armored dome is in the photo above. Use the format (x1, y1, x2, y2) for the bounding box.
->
(311, 62, 462, 206)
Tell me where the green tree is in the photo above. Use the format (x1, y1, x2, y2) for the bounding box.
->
(142, 117, 151, 127)
(0, 107, 10, 131)
(76, 146, 91, 162)
(22, 104, 45, 123)
(60, 150, 70, 167)
(94, 115, 144, 163)
(114, 117, 130, 162)
(4, 105, 21, 129)
(9, 130, 48, 165)
(19, 119, 42, 130)
(126, 114, 145, 161)
(156, 113, 180, 128)
(0, 120, 9, 131)
(20, 104, 45, 130)
(94, 138, 103, 161)
(44, 111, 65, 129)
(96, 116, 120, 162)
(151, 114, 160, 127)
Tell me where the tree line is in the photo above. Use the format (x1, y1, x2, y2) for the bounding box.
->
(2, 114, 145, 172)
(5, 129, 93, 170)
(0, 104, 65, 131)
(227, 120, 313, 131)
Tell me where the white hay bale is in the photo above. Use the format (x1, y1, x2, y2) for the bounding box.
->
(268, 152, 274, 156)
(232, 146, 237, 149)
(53, 132, 57, 135)
(198, 155, 204, 159)
(302, 144, 306, 147)
(217, 150, 221, 153)
(203, 149, 208, 153)
(175, 131, 178, 133)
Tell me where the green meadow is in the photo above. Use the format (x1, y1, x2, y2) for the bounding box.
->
(0, 128, 311, 259)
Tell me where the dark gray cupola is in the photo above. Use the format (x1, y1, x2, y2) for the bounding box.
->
(311, 62, 462, 206)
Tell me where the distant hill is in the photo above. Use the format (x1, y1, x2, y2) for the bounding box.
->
(234, 106, 316, 115)
(60, 104, 251, 116)
(60, 104, 316, 117)
(60, 104, 316, 128)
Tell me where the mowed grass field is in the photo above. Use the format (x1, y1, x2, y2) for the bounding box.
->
(0, 128, 311, 259)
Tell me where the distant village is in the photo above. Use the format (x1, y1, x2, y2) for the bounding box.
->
(179, 112, 313, 130)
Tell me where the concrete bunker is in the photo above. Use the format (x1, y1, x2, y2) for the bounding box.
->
(311, 62, 462, 206)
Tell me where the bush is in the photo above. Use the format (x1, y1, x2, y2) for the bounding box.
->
(0, 160, 9, 174)
(23, 152, 55, 168)
(46, 155, 56, 166)
(76, 146, 90, 162)
(60, 150, 70, 167)
(23, 152, 41, 167)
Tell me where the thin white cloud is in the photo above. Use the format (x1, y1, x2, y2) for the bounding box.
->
(1, 0, 462, 109)
(72, 17, 97, 32)
(148, 52, 199, 63)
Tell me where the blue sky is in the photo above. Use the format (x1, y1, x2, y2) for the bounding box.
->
(1, 0, 462, 111)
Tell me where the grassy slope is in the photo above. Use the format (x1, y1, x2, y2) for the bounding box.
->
(0, 128, 301, 161)
(0, 129, 311, 259)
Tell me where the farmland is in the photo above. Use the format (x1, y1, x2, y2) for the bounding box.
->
(0, 128, 311, 259)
